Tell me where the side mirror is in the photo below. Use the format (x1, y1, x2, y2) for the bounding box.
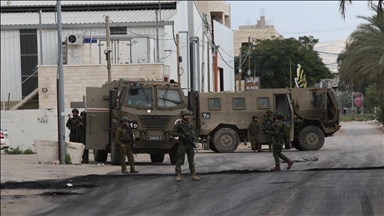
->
(188, 91, 197, 111)
(109, 89, 117, 108)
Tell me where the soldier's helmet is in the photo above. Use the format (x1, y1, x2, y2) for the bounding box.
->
(180, 110, 191, 117)
(72, 108, 79, 114)
(80, 111, 86, 116)
(121, 116, 129, 122)
(252, 115, 258, 120)
(276, 113, 284, 120)
(266, 110, 272, 114)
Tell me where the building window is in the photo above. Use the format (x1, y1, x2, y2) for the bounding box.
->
(209, 98, 221, 109)
(20, 29, 38, 100)
(110, 27, 127, 35)
(233, 97, 246, 109)
(258, 97, 270, 108)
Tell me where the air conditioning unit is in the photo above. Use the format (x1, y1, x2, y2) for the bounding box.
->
(67, 34, 84, 45)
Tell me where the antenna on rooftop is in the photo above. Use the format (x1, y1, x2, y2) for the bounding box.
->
(261, 8, 265, 16)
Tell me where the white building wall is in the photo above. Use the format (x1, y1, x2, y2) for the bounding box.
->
(1, 30, 22, 101)
(164, 1, 215, 94)
(214, 20, 235, 91)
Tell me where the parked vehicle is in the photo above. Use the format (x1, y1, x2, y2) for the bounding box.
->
(79, 78, 341, 165)
(1, 127, 10, 150)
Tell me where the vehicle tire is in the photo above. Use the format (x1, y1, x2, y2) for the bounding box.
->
(284, 138, 292, 149)
(298, 126, 325, 151)
(213, 128, 239, 153)
(151, 153, 165, 163)
(110, 139, 122, 165)
(292, 138, 304, 151)
(169, 144, 178, 165)
(94, 150, 108, 162)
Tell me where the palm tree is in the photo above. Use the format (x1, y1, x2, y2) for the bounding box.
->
(338, 5, 384, 121)
(339, 0, 383, 18)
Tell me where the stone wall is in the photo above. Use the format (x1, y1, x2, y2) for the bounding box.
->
(38, 64, 168, 109)
(1, 109, 79, 151)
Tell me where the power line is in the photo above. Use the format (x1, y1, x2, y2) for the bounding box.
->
(316, 50, 341, 55)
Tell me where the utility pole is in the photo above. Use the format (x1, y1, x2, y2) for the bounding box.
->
(239, 48, 242, 91)
(248, 36, 251, 76)
(207, 41, 210, 92)
(176, 33, 181, 83)
(105, 16, 112, 83)
(289, 58, 292, 88)
(56, 0, 66, 164)
(155, 10, 160, 62)
(201, 14, 207, 92)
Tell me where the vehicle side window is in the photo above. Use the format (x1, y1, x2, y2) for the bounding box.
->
(208, 98, 221, 109)
(233, 97, 246, 109)
(258, 97, 270, 108)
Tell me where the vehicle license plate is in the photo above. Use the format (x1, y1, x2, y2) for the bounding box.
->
(147, 136, 163, 140)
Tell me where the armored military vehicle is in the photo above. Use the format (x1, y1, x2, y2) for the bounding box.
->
(85, 78, 186, 165)
(84, 78, 340, 164)
(187, 87, 341, 152)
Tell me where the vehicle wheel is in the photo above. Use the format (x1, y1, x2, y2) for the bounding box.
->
(110, 139, 122, 165)
(169, 144, 178, 165)
(151, 153, 165, 163)
(94, 150, 108, 162)
(284, 138, 292, 149)
(292, 139, 304, 151)
(213, 128, 239, 153)
(298, 126, 325, 151)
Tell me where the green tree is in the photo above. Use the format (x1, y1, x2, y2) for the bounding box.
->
(339, 1, 383, 18)
(234, 36, 333, 89)
(338, 6, 384, 122)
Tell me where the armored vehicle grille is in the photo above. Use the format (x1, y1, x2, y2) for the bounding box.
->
(139, 115, 171, 129)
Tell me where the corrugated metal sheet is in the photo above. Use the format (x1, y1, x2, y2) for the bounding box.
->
(1, 30, 22, 101)
(1, 1, 176, 7)
(1, 9, 177, 26)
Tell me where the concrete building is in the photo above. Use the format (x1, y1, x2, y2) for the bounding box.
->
(194, 0, 231, 29)
(233, 14, 281, 56)
(0, 0, 235, 109)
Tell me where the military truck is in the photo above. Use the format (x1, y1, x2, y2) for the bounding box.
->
(187, 87, 341, 152)
(84, 78, 340, 164)
(85, 78, 186, 165)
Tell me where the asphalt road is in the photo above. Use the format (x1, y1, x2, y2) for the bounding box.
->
(1, 121, 384, 216)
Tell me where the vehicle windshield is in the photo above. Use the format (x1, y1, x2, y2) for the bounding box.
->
(126, 87, 153, 108)
(157, 88, 183, 108)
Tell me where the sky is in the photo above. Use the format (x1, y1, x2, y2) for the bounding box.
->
(228, 1, 374, 42)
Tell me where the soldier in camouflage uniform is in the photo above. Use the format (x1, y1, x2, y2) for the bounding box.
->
(263, 110, 275, 151)
(66, 108, 82, 142)
(265, 113, 294, 171)
(115, 116, 138, 174)
(79, 111, 89, 164)
(171, 110, 200, 182)
(248, 115, 261, 152)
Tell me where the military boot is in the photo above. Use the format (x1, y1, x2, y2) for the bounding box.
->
(257, 145, 263, 152)
(175, 174, 182, 182)
(122, 169, 128, 173)
(252, 146, 256, 153)
(191, 173, 200, 181)
(130, 166, 139, 173)
(270, 166, 281, 171)
(287, 160, 294, 170)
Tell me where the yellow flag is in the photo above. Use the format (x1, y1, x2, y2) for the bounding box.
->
(296, 64, 307, 88)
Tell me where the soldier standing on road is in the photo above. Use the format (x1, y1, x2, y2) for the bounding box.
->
(263, 110, 275, 151)
(171, 110, 200, 182)
(115, 117, 138, 174)
(79, 111, 89, 164)
(248, 115, 261, 152)
(265, 113, 294, 171)
(66, 108, 82, 142)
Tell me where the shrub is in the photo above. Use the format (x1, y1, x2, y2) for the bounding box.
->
(65, 153, 72, 164)
(4, 147, 23, 154)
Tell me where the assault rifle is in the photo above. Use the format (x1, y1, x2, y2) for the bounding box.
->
(180, 126, 198, 152)
(262, 119, 274, 132)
